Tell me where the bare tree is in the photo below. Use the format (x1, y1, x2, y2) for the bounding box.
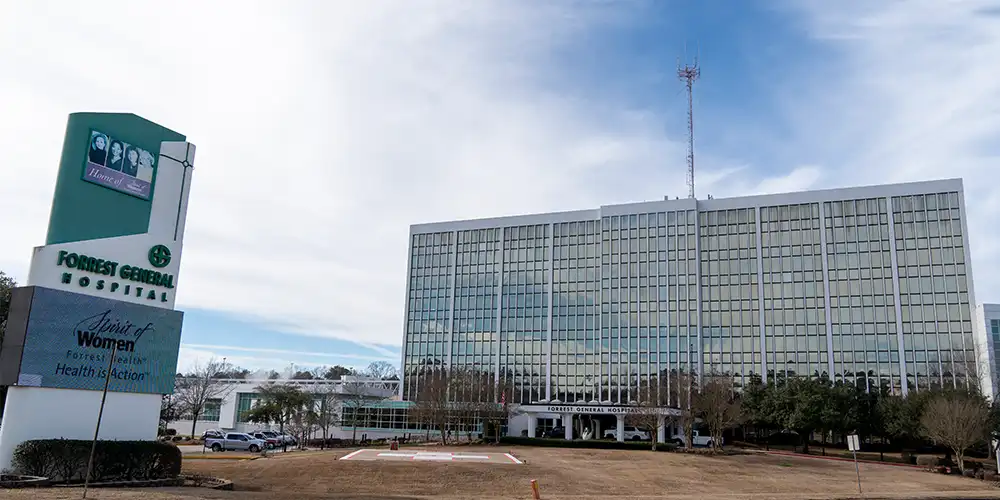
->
(366, 361, 398, 381)
(286, 400, 319, 450)
(311, 385, 339, 449)
(666, 369, 697, 450)
(920, 391, 990, 474)
(174, 358, 236, 437)
(341, 370, 378, 444)
(449, 366, 482, 442)
(694, 374, 742, 451)
(159, 393, 182, 434)
(408, 400, 435, 442)
(482, 377, 514, 444)
(626, 376, 664, 450)
(411, 368, 451, 444)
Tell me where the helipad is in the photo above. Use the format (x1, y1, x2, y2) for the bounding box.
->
(339, 449, 522, 464)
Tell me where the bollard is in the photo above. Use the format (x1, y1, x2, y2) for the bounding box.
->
(531, 479, 541, 499)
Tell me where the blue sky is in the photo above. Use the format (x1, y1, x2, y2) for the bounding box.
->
(3, 1, 1000, 374)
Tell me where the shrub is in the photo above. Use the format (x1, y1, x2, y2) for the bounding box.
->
(306, 438, 346, 448)
(12, 439, 181, 483)
(499, 436, 678, 452)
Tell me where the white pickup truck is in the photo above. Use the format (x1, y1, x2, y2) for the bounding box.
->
(602, 426, 651, 441)
(670, 429, 716, 447)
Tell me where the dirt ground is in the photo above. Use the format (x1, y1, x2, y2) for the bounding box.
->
(6, 445, 1000, 500)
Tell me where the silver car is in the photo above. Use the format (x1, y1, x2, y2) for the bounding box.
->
(205, 432, 265, 452)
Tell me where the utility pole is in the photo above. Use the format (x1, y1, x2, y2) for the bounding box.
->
(678, 55, 700, 200)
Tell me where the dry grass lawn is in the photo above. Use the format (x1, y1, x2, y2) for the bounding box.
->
(5, 445, 1000, 500)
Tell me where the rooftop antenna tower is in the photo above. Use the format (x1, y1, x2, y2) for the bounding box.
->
(678, 46, 700, 199)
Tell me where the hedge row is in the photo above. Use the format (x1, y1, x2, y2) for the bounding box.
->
(499, 436, 678, 452)
(12, 439, 181, 483)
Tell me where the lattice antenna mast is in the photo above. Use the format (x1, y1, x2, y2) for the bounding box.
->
(678, 55, 700, 199)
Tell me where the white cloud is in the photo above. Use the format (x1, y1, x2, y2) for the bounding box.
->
(782, 0, 1000, 302)
(175, 345, 374, 376)
(10, 0, 989, 356)
(0, 1, 700, 348)
(181, 343, 396, 363)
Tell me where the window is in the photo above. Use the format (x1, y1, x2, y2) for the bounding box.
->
(236, 393, 260, 423)
(203, 398, 222, 422)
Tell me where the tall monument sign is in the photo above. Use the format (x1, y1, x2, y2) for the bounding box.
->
(0, 113, 195, 469)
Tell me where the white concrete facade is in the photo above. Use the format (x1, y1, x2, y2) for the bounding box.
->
(169, 377, 402, 440)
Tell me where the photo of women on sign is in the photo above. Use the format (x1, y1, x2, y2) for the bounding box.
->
(136, 149, 156, 182)
(82, 128, 156, 201)
(122, 145, 140, 177)
(88, 132, 108, 166)
(106, 139, 125, 171)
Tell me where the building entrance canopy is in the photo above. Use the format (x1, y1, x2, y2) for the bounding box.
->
(519, 404, 680, 416)
(517, 404, 680, 443)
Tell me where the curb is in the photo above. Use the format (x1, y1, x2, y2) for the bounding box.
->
(184, 454, 261, 461)
(760, 450, 924, 469)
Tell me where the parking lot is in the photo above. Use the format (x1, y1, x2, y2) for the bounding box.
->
(340, 448, 522, 464)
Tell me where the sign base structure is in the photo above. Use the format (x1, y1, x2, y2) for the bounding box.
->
(0, 113, 195, 470)
(0, 388, 161, 463)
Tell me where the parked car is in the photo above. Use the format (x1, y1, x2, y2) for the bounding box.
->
(205, 432, 266, 452)
(202, 429, 224, 440)
(258, 430, 296, 446)
(249, 431, 280, 449)
(670, 429, 715, 447)
(544, 426, 579, 439)
(603, 426, 651, 441)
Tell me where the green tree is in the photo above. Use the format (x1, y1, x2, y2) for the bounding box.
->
(0, 271, 16, 422)
(781, 378, 825, 454)
(0, 270, 16, 342)
(818, 381, 859, 455)
(878, 392, 929, 450)
(322, 365, 353, 380)
(245, 383, 312, 452)
(741, 374, 779, 449)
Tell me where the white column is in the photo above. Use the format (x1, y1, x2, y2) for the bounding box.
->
(446, 231, 458, 369)
(656, 415, 666, 444)
(818, 202, 836, 380)
(755, 206, 767, 382)
(546, 225, 554, 401)
(615, 414, 625, 442)
(594, 419, 602, 440)
(527, 415, 537, 438)
(886, 199, 909, 396)
(694, 207, 704, 383)
(563, 414, 573, 440)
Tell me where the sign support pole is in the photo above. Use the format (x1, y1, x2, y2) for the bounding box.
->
(82, 343, 118, 499)
(847, 433, 862, 495)
(853, 449, 861, 494)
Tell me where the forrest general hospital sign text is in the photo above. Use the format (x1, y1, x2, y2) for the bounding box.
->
(55, 247, 177, 303)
